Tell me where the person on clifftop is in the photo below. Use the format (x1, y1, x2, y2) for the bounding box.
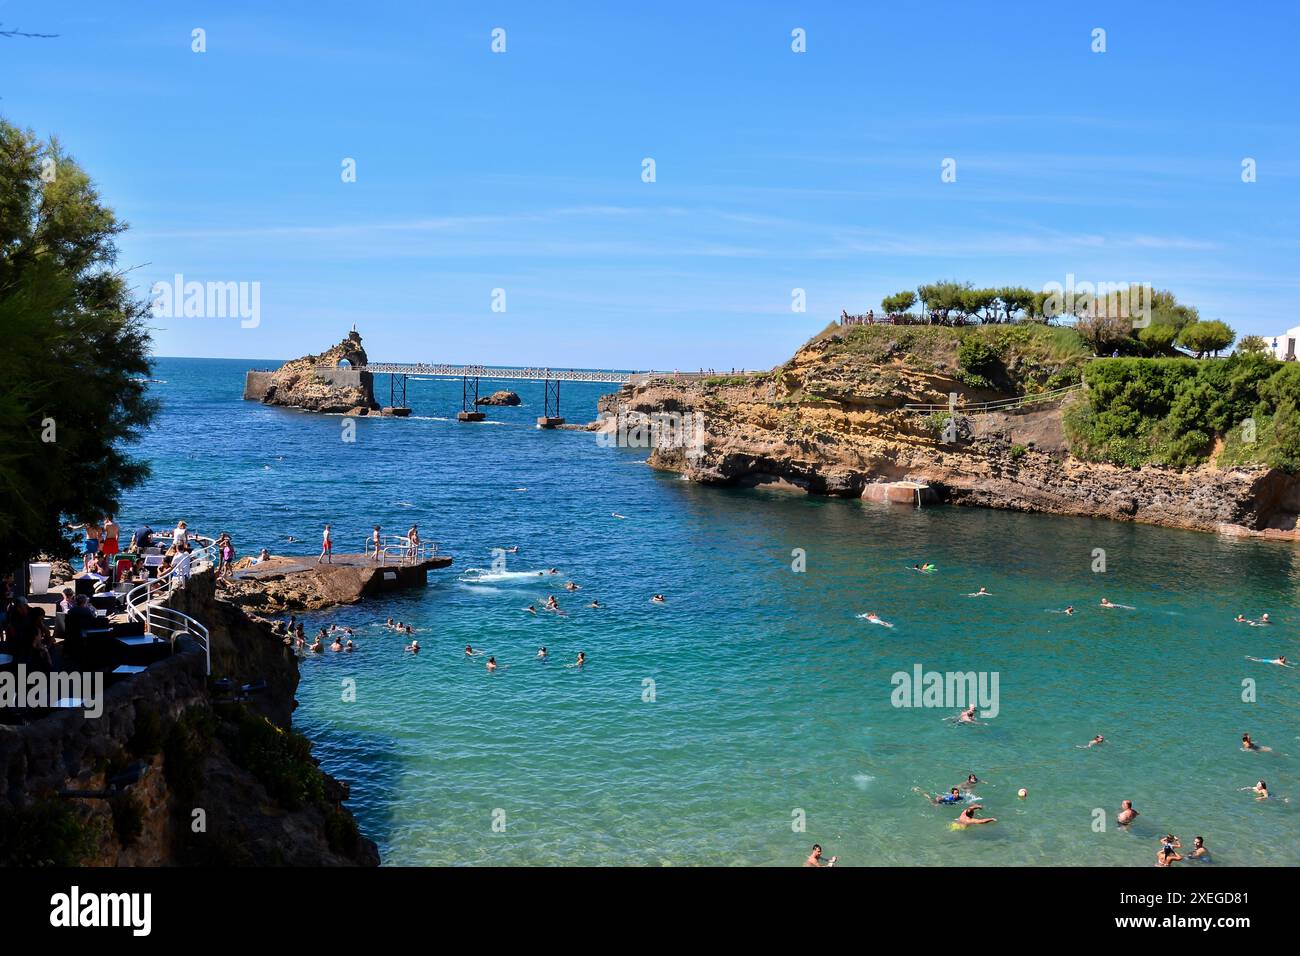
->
(319, 523, 333, 564)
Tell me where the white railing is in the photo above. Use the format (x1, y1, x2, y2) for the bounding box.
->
(364, 534, 441, 566)
(123, 534, 219, 675)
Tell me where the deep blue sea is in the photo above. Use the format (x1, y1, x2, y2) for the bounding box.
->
(122, 357, 1299, 866)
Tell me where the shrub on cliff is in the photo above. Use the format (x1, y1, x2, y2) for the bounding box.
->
(0, 119, 157, 573)
(1068, 353, 1297, 470)
(0, 799, 100, 866)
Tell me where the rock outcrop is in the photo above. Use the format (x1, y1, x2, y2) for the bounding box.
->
(476, 389, 521, 406)
(595, 329, 1300, 538)
(244, 330, 381, 415)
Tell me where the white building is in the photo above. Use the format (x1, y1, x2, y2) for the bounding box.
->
(1267, 327, 1300, 361)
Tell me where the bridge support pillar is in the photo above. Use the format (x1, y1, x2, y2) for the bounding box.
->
(459, 375, 485, 422)
(537, 376, 564, 429)
(384, 372, 411, 416)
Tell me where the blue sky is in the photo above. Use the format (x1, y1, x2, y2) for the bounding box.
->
(2, 0, 1297, 368)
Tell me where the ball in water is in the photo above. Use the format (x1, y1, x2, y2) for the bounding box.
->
(1017, 788, 1028, 799)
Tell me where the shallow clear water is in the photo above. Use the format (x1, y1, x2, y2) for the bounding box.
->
(123, 358, 1299, 865)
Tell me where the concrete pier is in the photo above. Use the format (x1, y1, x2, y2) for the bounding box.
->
(457, 410, 486, 422)
(229, 551, 453, 609)
(536, 416, 565, 429)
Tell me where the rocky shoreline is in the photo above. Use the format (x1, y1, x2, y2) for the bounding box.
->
(594, 348, 1300, 540)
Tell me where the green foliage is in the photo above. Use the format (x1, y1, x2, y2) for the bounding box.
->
(1009, 443, 1028, 460)
(0, 119, 157, 570)
(218, 705, 324, 811)
(956, 336, 999, 389)
(0, 798, 99, 866)
(324, 806, 362, 857)
(881, 290, 916, 314)
(1178, 320, 1236, 357)
(1236, 335, 1269, 355)
(1067, 353, 1297, 470)
(1138, 322, 1178, 353)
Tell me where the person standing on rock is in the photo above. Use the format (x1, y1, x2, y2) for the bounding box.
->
(319, 523, 333, 564)
(371, 525, 382, 561)
(406, 524, 419, 560)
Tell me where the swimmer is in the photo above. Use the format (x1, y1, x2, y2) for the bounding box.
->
(486, 656, 497, 672)
(587, 599, 601, 609)
(465, 645, 479, 657)
(1258, 613, 1272, 625)
(405, 624, 414, 635)
(1117, 800, 1139, 826)
(1100, 598, 1116, 608)
(859, 611, 894, 628)
(345, 640, 355, 653)
(804, 844, 837, 867)
(966, 587, 991, 597)
(505, 546, 519, 553)
(330, 636, 343, 652)
(1082, 734, 1105, 748)
(544, 595, 559, 611)
(1064, 606, 1074, 616)
(564, 581, 581, 591)
(537, 647, 548, 660)
(385, 617, 395, 628)
(1234, 614, 1249, 624)
(524, 605, 537, 614)
(1246, 655, 1292, 667)
(547, 568, 559, 575)
(953, 805, 996, 827)
(1241, 733, 1272, 753)
(1156, 844, 1183, 867)
(574, 651, 586, 667)
(956, 705, 978, 724)
(612, 512, 628, 520)
(1187, 836, 1210, 861)
(960, 773, 980, 791)
(915, 787, 964, 806)
(651, 594, 666, 604)
(405, 640, 420, 654)
(1242, 780, 1269, 799)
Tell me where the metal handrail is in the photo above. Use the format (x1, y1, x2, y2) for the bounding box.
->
(123, 534, 219, 675)
(902, 383, 1084, 415)
(364, 534, 440, 565)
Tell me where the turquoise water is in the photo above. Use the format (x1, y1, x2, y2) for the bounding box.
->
(124, 358, 1299, 866)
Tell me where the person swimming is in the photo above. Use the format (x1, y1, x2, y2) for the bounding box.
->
(1083, 734, 1105, 748)
(1063, 606, 1075, 615)
(1241, 733, 1272, 752)
(1117, 800, 1139, 825)
(564, 581, 581, 591)
(915, 787, 964, 805)
(405, 640, 420, 653)
(860, 611, 894, 627)
(587, 599, 601, 608)
(1244, 780, 1269, 799)
(1156, 844, 1183, 867)
(537, 647, 548, 660)
(1100, 597, 1116, 608)
(1258, 613, 1271, 625)
(505, 546, 519, 553)
(612, 512, 628, 520)
(967, 587, 991, 597)
(574, 651, 586, 667)
(949, 705, 978, 725)
(651, 594, 666, 604)
(1187, 836, 1210, 861)
(803, 844, 837, 867)
(345, 640, 355, 652)
(1235, 614, 1249, 624)
(524, 604, 537, 614)
(953, 805, 996, 827)
(486, 656, 497, 672)
(465, 645, 479, 657)
(1246, 655, 1291, 667)
(330, 636, 343, 652)
(544, 595, 559, 611)
(961, 773, 979, 791)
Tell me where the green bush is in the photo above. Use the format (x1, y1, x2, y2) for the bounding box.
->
(1009, 443, 1028, 460)
(218, 705, 324, 811)
(0, 799, 99, 866)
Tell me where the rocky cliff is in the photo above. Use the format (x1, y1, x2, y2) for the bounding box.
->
(244, 330, 381, 414)
(597, 325, 1300, 538)
(0, 569, 379, 866)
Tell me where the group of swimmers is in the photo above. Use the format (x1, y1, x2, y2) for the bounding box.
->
(460, 643, 585, 671)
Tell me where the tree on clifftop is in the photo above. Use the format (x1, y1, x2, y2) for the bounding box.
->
(1178, 320, 1236, 358)
(0, 119, 156, 574)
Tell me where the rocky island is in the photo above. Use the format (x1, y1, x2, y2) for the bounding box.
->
(597, 323, 1300, 539)
(244, 330, 382, 415)
(476, 389, 522, 406)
